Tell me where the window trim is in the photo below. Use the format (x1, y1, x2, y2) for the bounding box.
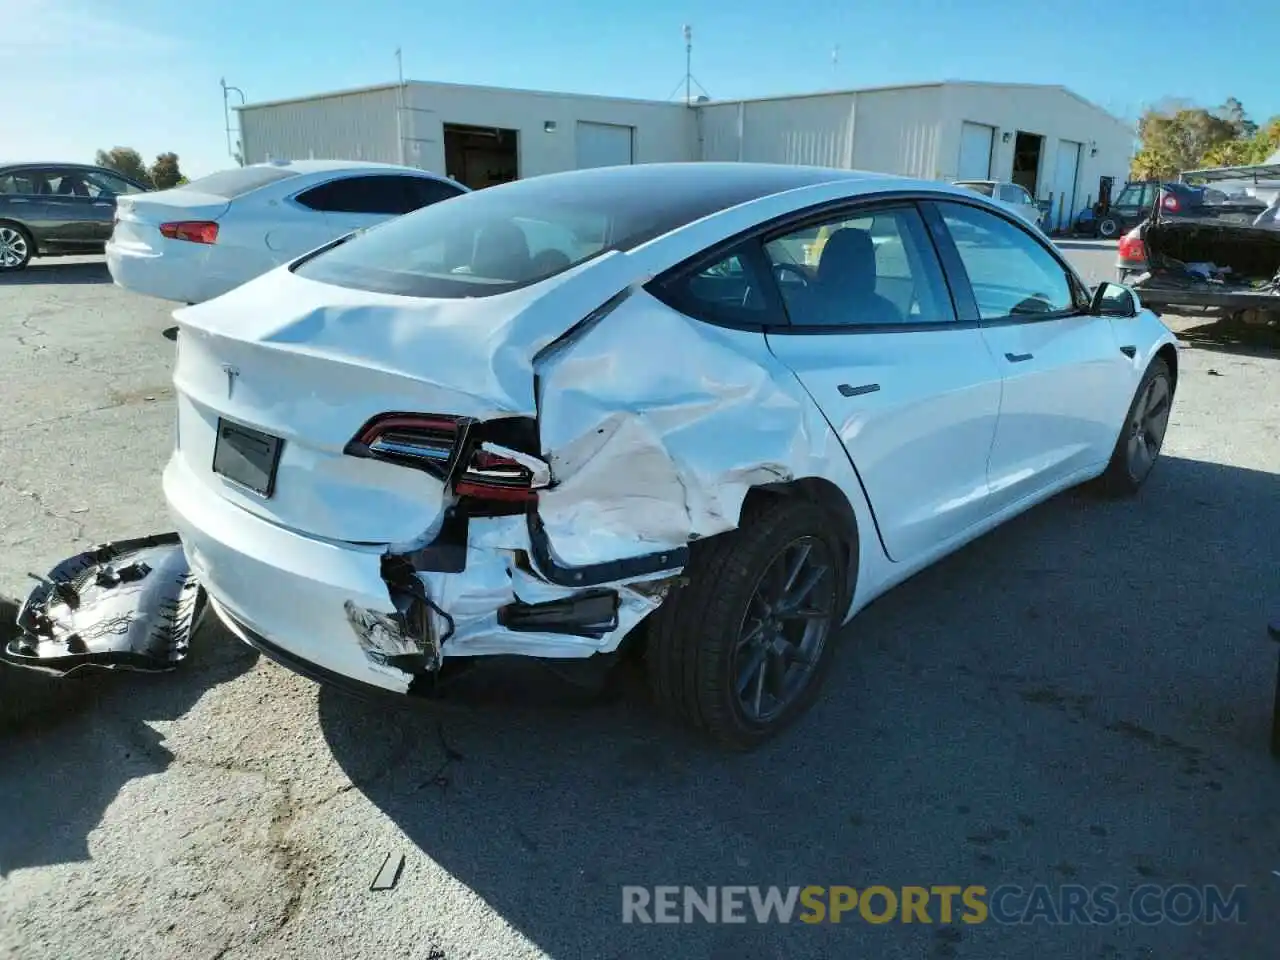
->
(920, 197, 1092, 328)
(649, 191, 994, 336)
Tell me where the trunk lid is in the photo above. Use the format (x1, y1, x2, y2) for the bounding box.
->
(172, 252, 635, 545)
(113, 189, 232, 248)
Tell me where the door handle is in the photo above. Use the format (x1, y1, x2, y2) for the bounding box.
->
(92, 201, 113, 207)
(837, 383, 880, 397)
(9, 198, 29, 204)
(1005, 352, 1033, 363)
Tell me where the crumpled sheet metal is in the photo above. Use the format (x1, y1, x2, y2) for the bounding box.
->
(2, 534, 206, 677)
(533, 289, 831, 567)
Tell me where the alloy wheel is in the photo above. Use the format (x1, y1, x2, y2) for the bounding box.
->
(0, 226, 29, 269)
(1127, 373, 1172, 482)
(732, 536, 837, 724)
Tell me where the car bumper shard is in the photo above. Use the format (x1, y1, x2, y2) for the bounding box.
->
(1, 534, 206, 677)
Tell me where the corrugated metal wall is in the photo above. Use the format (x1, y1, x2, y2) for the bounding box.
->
(698, 95, 857, 167)
(239, 87, 400, 165)
(849, 87, 943, 178)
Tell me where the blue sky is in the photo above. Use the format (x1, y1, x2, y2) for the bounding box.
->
(4, 0, 1276, 178)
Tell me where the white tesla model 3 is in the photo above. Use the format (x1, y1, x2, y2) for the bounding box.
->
(163, 163, 1178, 748)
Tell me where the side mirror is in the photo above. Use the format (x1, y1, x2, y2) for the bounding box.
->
(1091, 281, 1139, 318)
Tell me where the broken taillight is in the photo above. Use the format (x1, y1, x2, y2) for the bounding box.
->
(159, 221, 219, 244)
(347, 413, 539, 504)
(1117, 229, 1146, 263)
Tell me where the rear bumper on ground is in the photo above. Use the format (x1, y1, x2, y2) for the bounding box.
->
(163, 454, 669, 696)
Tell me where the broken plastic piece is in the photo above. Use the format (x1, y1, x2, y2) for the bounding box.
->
(2, 534, 206, 677)
(496, 588, 620, 638)
(370, 852, 405, 891)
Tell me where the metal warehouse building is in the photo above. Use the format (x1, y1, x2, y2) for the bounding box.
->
(238, 79, 1134, 231)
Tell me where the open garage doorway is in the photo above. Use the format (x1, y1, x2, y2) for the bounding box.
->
(443, 124, 518, 189)
(1012, 131, 1043, 197)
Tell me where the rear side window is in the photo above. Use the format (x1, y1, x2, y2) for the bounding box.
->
(0, 171, 50, 195)
(658, 245, 772, 327)
(183, 166, 299, 199)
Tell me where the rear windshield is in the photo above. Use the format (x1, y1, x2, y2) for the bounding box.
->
(291, 166, 828, 298)
(182, 166, 299, 198)
(956, 181, 995, 197)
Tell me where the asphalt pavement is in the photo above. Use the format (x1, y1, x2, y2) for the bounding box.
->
(1, 245, 1278, 960)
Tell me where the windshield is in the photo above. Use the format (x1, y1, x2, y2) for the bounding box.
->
(293, 165, 831, 298)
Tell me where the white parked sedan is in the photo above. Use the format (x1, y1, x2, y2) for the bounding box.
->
(954, 179, 1044, 227)
(105, 160, 466, 304)
(9, 163, 1178, 750)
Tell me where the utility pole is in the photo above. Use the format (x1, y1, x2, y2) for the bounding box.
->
(683, 25, 692, 106)
(220, 77, 246, 165)
(395, 48, 406, 165)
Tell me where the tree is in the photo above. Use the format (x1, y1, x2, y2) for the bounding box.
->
(94, 147, 152, 186)
(1216, 97, 1257, 139)
(1130, 107, 1238, 179)
(149, 152, 183, 190)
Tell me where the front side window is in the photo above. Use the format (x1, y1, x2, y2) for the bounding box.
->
(762, 206, 954, 327)
(295, 176, 414, 215)
(936, 201, 1078, 320)
(83, 171, 146, 197)
(405, 177, 465, 210)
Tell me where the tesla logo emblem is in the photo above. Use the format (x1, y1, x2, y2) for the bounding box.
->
(221, 364, 240, 399)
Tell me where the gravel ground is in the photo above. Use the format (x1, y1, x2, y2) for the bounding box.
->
(1, 246, 1278, 960)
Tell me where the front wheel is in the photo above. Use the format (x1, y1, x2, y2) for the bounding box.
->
(645, 497, 847, 750)
(0, 222, 33, 272)
(1097, 216, 1121, 239)
(1097, 357, 1174, 496)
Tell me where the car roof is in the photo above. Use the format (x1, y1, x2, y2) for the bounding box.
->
(0, 161, 137, 177)
(250, 159, 449, 178)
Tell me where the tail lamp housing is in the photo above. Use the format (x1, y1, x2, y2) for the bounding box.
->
(159, 221, 219, 244)
(1117, 229, 1145, 264)
(346, 413, 542, 509)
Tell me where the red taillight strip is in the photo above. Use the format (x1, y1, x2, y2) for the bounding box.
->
(159, 220, 219, 244)
(357, 414, 461, 447)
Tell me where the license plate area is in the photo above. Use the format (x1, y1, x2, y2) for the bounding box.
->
(212, 419, 283, 498)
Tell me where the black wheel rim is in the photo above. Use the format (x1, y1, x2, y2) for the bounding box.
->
(1126, 374, 1171, 483)
(732, 536, 837, 724)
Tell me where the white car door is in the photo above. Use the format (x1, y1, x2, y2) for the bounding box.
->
(757, 203, 1004, 562)
(928, 199, 1134, 511)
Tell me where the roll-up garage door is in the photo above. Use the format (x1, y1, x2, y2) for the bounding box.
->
(575, 122, 634, 169)
(958, 122, 995, 180)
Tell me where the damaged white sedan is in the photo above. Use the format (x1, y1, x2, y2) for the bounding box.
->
(4, 163, 1180, 748)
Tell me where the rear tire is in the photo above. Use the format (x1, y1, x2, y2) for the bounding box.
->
(1096, 357, 1174, 497)
(645, 497, 848, 750)
(0, 221, 33, 271)
(1097, 216, 1121, 239)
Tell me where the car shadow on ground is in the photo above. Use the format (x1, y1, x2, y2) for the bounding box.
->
(1173, 316, 1280, 361)
(0, 260, 110, 285)
(0, 618, 258, 876)
(320, 455, 1280, 958)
